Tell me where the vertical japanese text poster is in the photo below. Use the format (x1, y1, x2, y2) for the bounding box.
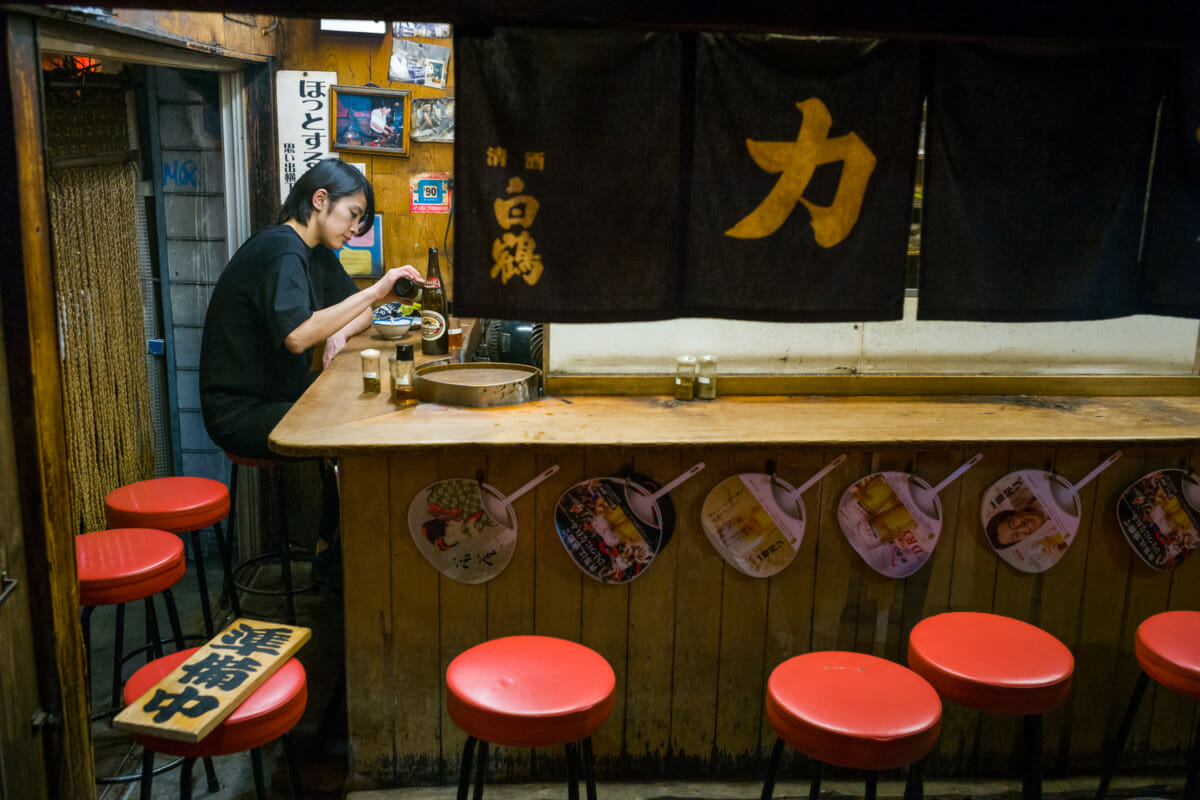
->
(276, 70, 338, 204)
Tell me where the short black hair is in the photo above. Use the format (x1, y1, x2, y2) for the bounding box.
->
(985, 508, 1020, 550)
(279, 158, 375, 235)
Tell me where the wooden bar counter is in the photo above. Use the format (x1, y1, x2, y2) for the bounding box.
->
(271, 331, 1200, 790)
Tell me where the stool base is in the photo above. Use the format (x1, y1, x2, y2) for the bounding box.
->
(138, 734, 303, 800)
(761, 737, 926, 800)
(1097, 671, 1200, 800)
(457, 735, 596, 800)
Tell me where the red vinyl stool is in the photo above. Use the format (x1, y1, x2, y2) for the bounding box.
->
(105, 476, 234, 638)
(762, 651, 942, 800)
(123, 646, 307, 800)
(908, 612, 1074, 800)
(1096, 610, 1200, 800)
(446, 635, 616, 800)
(78, 528, 188, 717)
(226, 452, 314, 625)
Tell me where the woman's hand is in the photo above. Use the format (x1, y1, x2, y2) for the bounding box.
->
(322, 330, 347, 369)
(376, 265, 424, 301)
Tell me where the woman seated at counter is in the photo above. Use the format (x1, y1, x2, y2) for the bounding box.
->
(199, 159, 421, 576)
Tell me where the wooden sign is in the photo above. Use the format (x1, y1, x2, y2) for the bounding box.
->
(113, 618, 311, 744)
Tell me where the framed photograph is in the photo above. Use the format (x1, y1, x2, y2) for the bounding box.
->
(330, 84, 410, 157)
(411, 97, 455, 143)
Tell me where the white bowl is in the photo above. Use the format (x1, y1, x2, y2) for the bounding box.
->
(372, 316, 417, 339)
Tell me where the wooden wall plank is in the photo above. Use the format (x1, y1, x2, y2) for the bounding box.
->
(1070, 446, 1145, 771)
(533, 450, 583, 642)
(907, 448, 965, 641)
(625, 447, 682, 774)
(811, 450, 872, 653)
(1036, 446, 1104, 772)
(1149, 446, 1200, 766)
(713, 449, 774, 773)
(859, 449, 910, 661)
(933, 445, 1010, 775)
(388, 450, 444, 783)
(579, 450, 632, 769)
(669, 445, 724, 771)
(433, 448, 488, 781)
(759, 448, 831, 759)
(1121, 445, 1188, 769)
(341, 455, 396, 787)
(483, 447, 539, 781)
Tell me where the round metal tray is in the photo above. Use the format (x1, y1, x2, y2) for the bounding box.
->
(414, 361, 541, 407)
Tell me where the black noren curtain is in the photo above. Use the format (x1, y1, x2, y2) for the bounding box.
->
(685, 36, 922, 321)
(918, 44, 1162, 322)
(1140, 50, 1200, 319)
(453, 28, 683, 322)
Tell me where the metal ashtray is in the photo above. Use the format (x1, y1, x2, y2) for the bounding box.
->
(414, 361, 541, 407)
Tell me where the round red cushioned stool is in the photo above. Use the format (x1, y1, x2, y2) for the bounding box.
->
(77, 528, 188, 718)
(105, 476, 235, 638)
(908, 612, 1074, 800)
(123, 646, 307, 800)
(446, 635, 616, 800)
(762, 651, 942, 800)
(226, 452, 315, 625)
(1096, 610, 1200, 800)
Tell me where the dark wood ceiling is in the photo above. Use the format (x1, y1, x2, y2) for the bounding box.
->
(42, 0, 1200, 44)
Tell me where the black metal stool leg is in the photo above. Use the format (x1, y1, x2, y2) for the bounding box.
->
(213, 519, 241, 618)
(565, 741, 581, 800)
(1096, 671, 1149, 800)
(904, 758, 925, 800)
(582, 736, 597, 800)
(179, 757, 195, 800)
(865, 771, 878, 800)
(139, 748, 154, 800)
(473, 739, 489, 800)
(809, 759, 823, 800)
(1022, 714, 1043, 800)
(144, 595, 163, 659)
(1184, 708, 1200, 800)
(762, 737, 785, 800)
(162, 588, 186, 651)
(283, 732, 306, 800)
(190, 529, 215, 637)
(274, 465, 297, 624)
(202, 754, 219, 792)
(458, 736, 478, 800)
(251, 746, 267, 800)
(111, 602, 126, 713)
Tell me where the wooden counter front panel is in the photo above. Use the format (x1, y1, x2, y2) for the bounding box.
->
(340, 443, 1200, 787)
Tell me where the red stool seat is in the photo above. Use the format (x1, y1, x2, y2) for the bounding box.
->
(122, 647, 307, 759)
(77, 529, 186, 606)
(1136, 610, 1200, 701)
(766, 651, 942, 771)
(225, 451, 287, 469)
(446, 635, 615, 748)
(105, 477, 230, 533)
(908, 612, 1074, 715)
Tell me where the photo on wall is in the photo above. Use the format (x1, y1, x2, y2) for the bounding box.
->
(329, 84, 410, 157)
(410, 97, 455, 142)
(389, 38, 450, 89)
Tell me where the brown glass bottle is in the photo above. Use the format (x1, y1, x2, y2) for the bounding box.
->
(420, 247, 449, 355)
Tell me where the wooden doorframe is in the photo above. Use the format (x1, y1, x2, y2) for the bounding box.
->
(0, 11, 95, 798)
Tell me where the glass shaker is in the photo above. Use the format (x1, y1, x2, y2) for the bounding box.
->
(696, 354, 718, 400)
(360, 348, 382, 393)
(674, 355, 697, 401)
(391, 344, 418, 407)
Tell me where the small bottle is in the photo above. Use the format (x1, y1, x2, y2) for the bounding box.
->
(361, 348, 382, 393)
(674, 355, 697, 401)
(696, 354, 718, 400)
(391, 344, 418, 407)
